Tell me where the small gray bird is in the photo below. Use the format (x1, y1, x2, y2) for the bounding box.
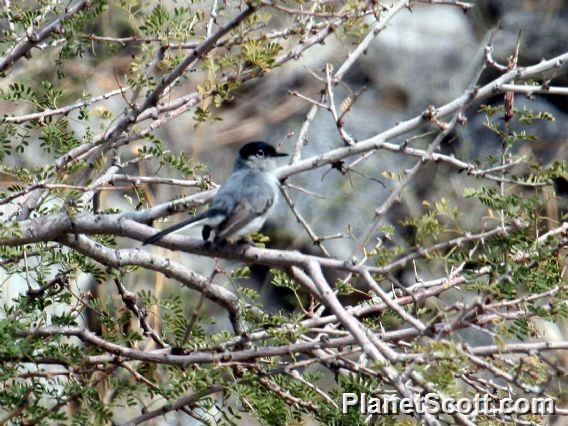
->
(143, 141, 287, 246)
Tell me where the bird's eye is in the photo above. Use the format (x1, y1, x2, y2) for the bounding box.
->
(256, 150, 265, 158)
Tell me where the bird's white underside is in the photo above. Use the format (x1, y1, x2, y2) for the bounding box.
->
(163, 205, 272, 240)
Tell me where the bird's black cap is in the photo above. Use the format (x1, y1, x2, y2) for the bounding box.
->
(239, 141, 288, 158)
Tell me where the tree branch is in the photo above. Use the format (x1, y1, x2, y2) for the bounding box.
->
(0, 0, 92, 73)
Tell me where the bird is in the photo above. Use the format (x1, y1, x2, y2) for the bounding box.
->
(143, 141, 288, 246)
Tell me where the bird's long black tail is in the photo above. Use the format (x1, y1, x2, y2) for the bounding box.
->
(143, 210, 215, 245)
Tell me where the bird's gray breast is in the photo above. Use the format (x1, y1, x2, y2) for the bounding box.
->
(211, 169, 278, 214)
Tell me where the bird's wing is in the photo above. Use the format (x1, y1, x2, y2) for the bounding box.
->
(215, 197, 274, 241)
(208, 169, 278, 241)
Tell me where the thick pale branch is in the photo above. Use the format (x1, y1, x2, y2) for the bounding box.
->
(361, 269, 426, 331)
(299, 262, 443, 426)
(334, 0, 410, 81)
(3, 88, 127, 124)
(290, 0, 409, 163)
(113, 278, 168, 349)
(121, 385, 224, 426)
(276, 51, 568, 180)
(57, 233, 240, 314)
(354, 111, 465, 254)
(17, 325, 568, 368)
(0, 213, 535, 280)
(302, 263, 395, 362)
(496, 84, 568, 96)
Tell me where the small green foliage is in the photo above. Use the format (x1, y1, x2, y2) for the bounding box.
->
(242, 37, 283, 71)
(373, 243, 405, 266)
(193, 106, 220, 126)
(0, 124, 17, 159)
(230, 266, 251, 280)
(335, 279, 356, 295)
(140, 4, 170, 36)
(137, 136, 207, 176)
(272, 270, 300, 292)
(480, 104, 555, 125)
(401, 198, 459, 247)
(39, 120, 80, 156)
(250, 231, 271, 245)
(0, 82, 37, 104)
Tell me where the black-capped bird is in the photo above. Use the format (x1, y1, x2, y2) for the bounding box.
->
(143, 141, 288, 246)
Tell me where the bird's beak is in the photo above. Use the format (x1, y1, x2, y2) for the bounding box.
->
(275, 152, 288, 157)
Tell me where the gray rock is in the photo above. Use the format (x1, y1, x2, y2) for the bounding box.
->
(358, 4, 478, 112)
